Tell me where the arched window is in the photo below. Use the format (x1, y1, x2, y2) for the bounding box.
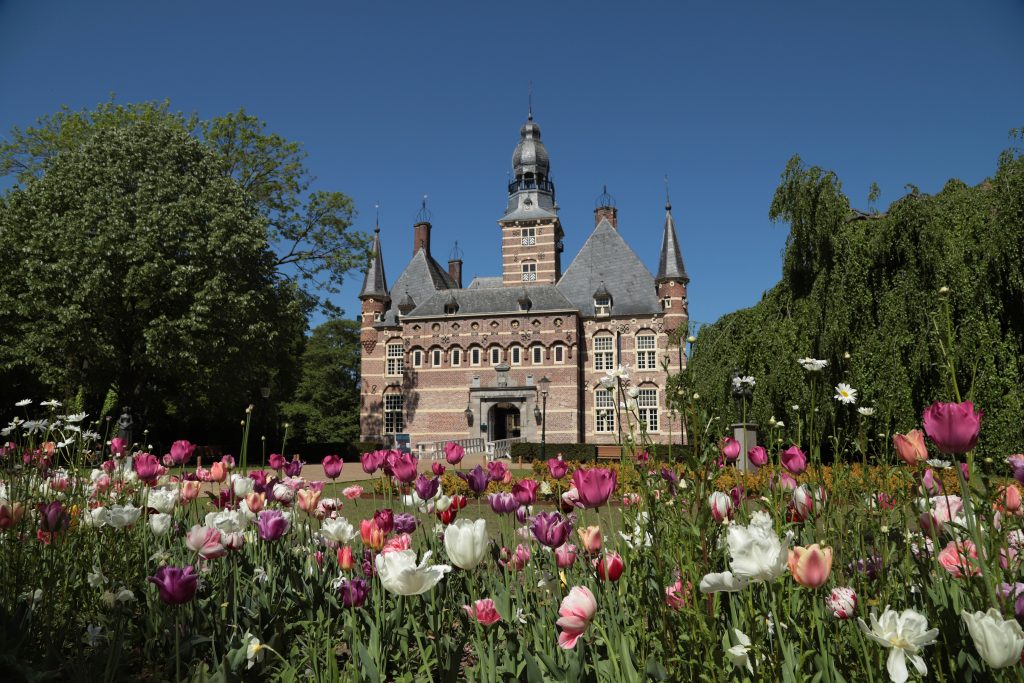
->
(431, 348, 443, 367)
(411, 348, 424, 368)
(510, 345, 522, 365)
(553, 344, 565, 364)
(451, 347, 462, 367)
(532, 344, 543, 364)
(490, 346, 502, 365)
(470, 346, 482, 366)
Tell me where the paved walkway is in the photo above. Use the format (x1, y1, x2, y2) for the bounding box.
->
(295, 452, 495, 484)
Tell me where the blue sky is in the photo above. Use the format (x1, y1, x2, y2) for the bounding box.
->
(2, 1, 1022, 330)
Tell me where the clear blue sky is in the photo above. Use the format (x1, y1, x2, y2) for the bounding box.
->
(2, 1, 1022, 330)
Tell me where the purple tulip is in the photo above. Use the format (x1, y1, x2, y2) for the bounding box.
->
(515, 506, 531, 524)
(512, 479, 539, 506)
(923, 401, 982, 454)
(166, 440, 196, 467)
(660, 467, 679, 495)
(36, 501, 69, 533)
(373, 508, 394, 535)
(531, 511, 573, 548)
(547, 457, 569, 480)
(459, 465, 490, 496)
(148, 565, 198, 605)
(322, 455, 344, 480)
(360, 450, 386, 475)
(571, 468, 617, 509)
(998, 582, 1024, 620)
(393, 512, 418, 534)
(361, 549, 375, 577)
(283, 455, 304, 478)
(256, 510, 290, 541)
(488, 492, 519, 515)
(339, 577, 370, 607)
(848, 556, 883, 581)
(414, 474, 440, 501)
(780, 446, 807, 475)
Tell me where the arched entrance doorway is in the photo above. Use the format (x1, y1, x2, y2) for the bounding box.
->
(488, 402, 521, 441)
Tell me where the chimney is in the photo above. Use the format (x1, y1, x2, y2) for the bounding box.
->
(594, 206, 618, 229)
(447, 258, 463, 288)
(413, 221, 431, 257)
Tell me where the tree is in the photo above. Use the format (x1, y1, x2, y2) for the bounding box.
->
(280, 319, 362, 445)
(0, 116, 306, 432)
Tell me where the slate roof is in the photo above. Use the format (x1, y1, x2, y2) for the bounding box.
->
(376, 248, 455, 327)
(499, 202, 559, 223)
(557, 219, 661, 316)
(404, 284, 575, 318)
(467, 276, 504, 289)
(358, 228, 389, 300)
(656, 204, 688, 283)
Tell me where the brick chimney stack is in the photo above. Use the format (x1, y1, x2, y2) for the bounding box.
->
(448, 258, 463, 288)
(413, 221, 431, 257)
(594, 206, 618, 229)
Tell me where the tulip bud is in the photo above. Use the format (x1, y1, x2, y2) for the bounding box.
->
(596, 552, 624, 581)
(338, 545, 355, 571)
(577, 525, 602, 554)
(709, 491, 733, 523)
(826, 587, 857, 619)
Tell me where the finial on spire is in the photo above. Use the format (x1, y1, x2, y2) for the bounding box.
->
(664, 175, 672, 210)
(528, 81, 534, 121)
(416, 194, 431, 223)
(374, 201, 381, 233)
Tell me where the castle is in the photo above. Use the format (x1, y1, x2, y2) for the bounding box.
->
(357, 112, 689, 454)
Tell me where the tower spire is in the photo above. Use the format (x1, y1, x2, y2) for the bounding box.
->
(656, 200, 688, 283)
(359, 218, 390, 300)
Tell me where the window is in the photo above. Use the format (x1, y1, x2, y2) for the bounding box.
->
(510, 346, 521, 365)
(386, 343, 404, 376)
(471, 347, 481, 366)
(451, 348, 461, 366)
(594, 335, 615, 371)
(554, 345, 564, 363)
(490, 347, 501, 365)
(594, 293, 611, 316)
(373, 311, 384, 322)
(595, 389, 615, 433)
(521, 261, 537, 282)
(384, 394, 405, 434)
(432, 349, 442, 367)
(445, 302, 459, 315)
(638, 388, 659, 432)
(532, 345, 543, 364)
(636, 334, 657, 370)
(661, 298, 671, 310)
(412, 349, 423, 368)
(521, 227, 536, 245)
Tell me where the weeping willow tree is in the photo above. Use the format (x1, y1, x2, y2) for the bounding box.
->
(685, 137, 1024, 460)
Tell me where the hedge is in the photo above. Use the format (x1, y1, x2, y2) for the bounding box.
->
(510, 442, 596, 461)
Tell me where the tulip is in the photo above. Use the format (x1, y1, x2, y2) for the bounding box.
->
(179, 479, 201, 503)
(780, 446, 807, 475)
(788, 544, 833, 588)
(997, 485, 1023, 515)
(394, 511, 418, 533)
(938, 540, 980, 578)
(431, 462, 446, 476)
(338, 577, 371, 607)
(444, 441, 465, 465)
(133, 453, 162, 483)
(660, 467, 679, 494)
(322, 455, 344, 480)
(245, 491, 266, 513)
(208, 461, 227, 483)
(436, 508, 458, 525)
(444, 518, 489, 570)
(848, 556, 883, 581)
(515, 505, 531, 524)
(268, 453, 286, 470)
(548, 457, 569, 480)
(748, 445, 768, 468)
(893, 429, 928, 465)
(487, 460, 509, 482)
(338, 545, 355, 571)
(961, 608, 1024, 669)
(106, 504, 141, 529)
(459, 465, 491, 496)
(463, 598, 502, 625)
(36, 501, 69, 534)
(771, 471, 798, 492)
(272, 483, 295, 505)
(372, 508, 394, 534)
(109, 437, 127, 456)
(921, 468, 943, 497)
(360, 450, 385, 475)
(342, 485, 363, 500)
(359, 519, 386, 550)
(720, 437, 740, 463)
(571, 468, 617, 509)
(389, 452, 418, 484)
(726, 630, 753, 674)
(596, 552, 624, 581)
(557, 586, 597, 649)
(148, 565, 198, 605)
(531, 511, 573, 548)
(0, 501, 26, 529)
(297, 488, 322, 515)
(664, 578, 691, 610)
(577, 525, 602, 554)
(256, 510, 290, 541)
(826, 587, 857, 619)
(375, 549, 451, 596)
(512, 479, 539, 506)
(414, 475, 440, 502)
(999, 583, 1024, 621)
(451, 494, 468, 510)
(560, 488, 581, 512)
(224, 532, 245, 551)
(231, 473, 254, 498)
(381, 533, 412, 555)
(185, 525, 227, 559)
(321, 517, 356, 544)
(221, 454, 235, 470)
(488, 492, 518, 515)
(283, 456, 304, 478)
(709, 491, 733, 523)
(509, 544, 531, 571)
(923, 401, 982, 454)
(166, 440, 195, 467)
(555, 543, 578, 569)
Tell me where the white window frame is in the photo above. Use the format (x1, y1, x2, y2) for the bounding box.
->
(554, 345, 564, 363)
(451, 348, 461, 367)
(595, 388, 615, 433)
(384, 393, 405, 434)
(471, 347, 481, 366)
(532, 345, 543, 364)
(637, 387, 659, 432)
(510, 346, 521, 365)
(521, 261, 537, 282)
(412, 349, 423, 368)
(520, 227, 536, 245)
(432, 349, 442, 367)
(636, 334, 657, 370)
(386, 343, 405, 376)
(490, 347, 501, 365)
(594, 335, 615, 371)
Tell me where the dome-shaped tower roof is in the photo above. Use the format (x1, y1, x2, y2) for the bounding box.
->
(511, 114, 550, 177)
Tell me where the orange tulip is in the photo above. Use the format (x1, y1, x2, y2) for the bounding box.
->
(787, 544, 833, 588)
(892, 429, 928, 465)
(360, 519, 386, 551)
(209, 461, 228, 483)
(297, 488, 322, 515)
(577, 525, 602, 555)
(245, 491, 266, 513)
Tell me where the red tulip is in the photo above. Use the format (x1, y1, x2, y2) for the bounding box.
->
(322, 455, 344, 479)
(595, 552, 624, 581)
(338, 545, 355, 571)
(923, 401, 982, 454)
(892, 429, 928, 465)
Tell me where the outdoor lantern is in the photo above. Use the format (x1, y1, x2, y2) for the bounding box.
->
(533, 404, 542, 424)
(464, 405, 473, 425)
(538, 375, 551, 397)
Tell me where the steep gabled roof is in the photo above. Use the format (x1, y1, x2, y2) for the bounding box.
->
(376, 248, 455, 327)
(557, 219, 661, 316)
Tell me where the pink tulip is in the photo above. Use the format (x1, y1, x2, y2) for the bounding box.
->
(923, 401, 982, 454)
(780, 446, 807, 475)
(921, 468, 943, 496)
(0, 502, 25, 529)
(709, 491, 733, 523)
(185, 525, 227, 560)
(512, 479, 539, 506)
(788, 544, 832, 588)
(133, 453, 163, 483)
(322, 455, 344, 480)
(179, 480, 201, 503)
(269, 453, 286, 470)
(381, 533, 412, 555)
(720, 437, 741, 463)
(577, 525, 602, 554)
(444, 441, 465, 465)
(938, 540, 980, 578)
(390, 452, 419, 484)
(997, 485, 1023, 515)
(748, 445, 768, 468)
(560, 487, 581, 512)
(360, 450, 386, 475)
(555, 543, 578, 569)
(596, 553, 624, 582)
(557, 586, 597, 649)
(547, 456, 569, 480)
(463, 598, 502, 626)
(510, 543, 531, 571)
(487, 460, 509, 482)
(342, 485, 364, 500)
(893, 429, 928, 465)
(148, 565, 198, 605)
(297, 488, 322, 515)
(771, 471, 798, 492)
(109, 437, 127, 456)
(664, 578, 691, 610)
(571, 468, 617, 509)
(166, 440, 196, 467)
(432, 462, 446, 477)
(209, 461, 228, 483)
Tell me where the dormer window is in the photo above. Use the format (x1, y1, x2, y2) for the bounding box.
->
(593, 283, 612, 317)
(444, 294, 459, 315)
(661, 298, 671, 310)
(373, 311, 384, 322)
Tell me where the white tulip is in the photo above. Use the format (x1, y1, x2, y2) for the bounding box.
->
(149, 513, 172, 536)
(146, 488, 178, 514)
(231, 474, 254, 498)
(699, 571, 750, 593)
(320, 517, 356, 544)
(83, 506, 109, 527)
(272, 483, 294, 503)
(726, 512, 793, 582)
(962, 608, 1024, 669)
(726, 629, 753, 673)
(106, 504, 141, 529)
(205, 509, 249, 534)
(858, 607, 938, 683)
(443, 518, 489, 570)
(375, 550, 451, 596)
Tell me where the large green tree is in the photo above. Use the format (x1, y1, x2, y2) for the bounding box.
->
(280, 319, 362, 445)
(0, 116, 305, 432)
(684, 139, 1024, 459)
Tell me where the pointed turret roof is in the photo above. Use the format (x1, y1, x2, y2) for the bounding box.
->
(656, 201, 688, 283)
(358, 226, 390, 300)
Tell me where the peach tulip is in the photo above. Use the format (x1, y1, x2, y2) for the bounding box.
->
(787, 544, 832, 588)
(337, 545, 355, 571)
(245, 491, 266, 513)
(997, 485, 1023, 516)
(209, 461, 228, 483)
(297, 488, 322, 515)
(179, 480, 201, 503)
(893, 429, 928, 465)
(938, 540, 980, 578)
(577, 526, 602, 554)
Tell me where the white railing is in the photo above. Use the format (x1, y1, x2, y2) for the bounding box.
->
(416, 437, 486, 460)
(486, 437, 525, 460)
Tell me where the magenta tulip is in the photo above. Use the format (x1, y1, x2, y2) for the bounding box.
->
(389, 452, 419, 484)
(361, 450, 386, 475)
(748, 445, 768, 468)
(547, 457, 569, 480)
(109, 437, 127, 456)
(571, 468, 617, 509)
(720, 437, 741, 463)
(780, 446, 807, 475)
(512, 479, 539, 506)
(373, 508, 395, 535)
(322, 455, 344, 480)
(148, 565, 198, 605)
(444, 441, 465, 465)
(487, 460, 509, 482)
(431, 462, 446, 476)
(36, 501, 69, 534)
(923, 401, 982, 454)
(166, 440, 195, 467)
(133, 453, 162, 483)
(268, 453, 286, 470)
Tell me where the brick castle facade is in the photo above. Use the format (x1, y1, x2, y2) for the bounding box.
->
(358, 113, 689, 449)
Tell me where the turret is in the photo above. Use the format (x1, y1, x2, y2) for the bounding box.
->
(655, 200, 688, 335)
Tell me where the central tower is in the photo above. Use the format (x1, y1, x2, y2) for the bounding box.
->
(498, 112, 564, 286)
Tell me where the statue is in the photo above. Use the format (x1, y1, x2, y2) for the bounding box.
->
(117, 406, 134, 446)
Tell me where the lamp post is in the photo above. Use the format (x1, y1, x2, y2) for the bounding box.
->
(538, 376, 550, 460)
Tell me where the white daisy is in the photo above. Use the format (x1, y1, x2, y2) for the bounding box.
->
(15, 399, 32, 407)
(834, 383, 857, 404)
(798, 358, 829, 372)
(857, 407, 876, 416)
